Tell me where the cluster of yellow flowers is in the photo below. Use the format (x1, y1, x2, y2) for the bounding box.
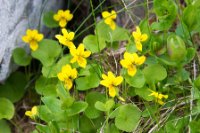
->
(23, 9, 168, 119)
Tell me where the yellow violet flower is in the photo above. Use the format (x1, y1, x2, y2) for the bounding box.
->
(102, 10, 117, 30)
(53, 10, 73, 28)
(120, 52, 146, 77)
(57, 64, 78, 90)
(25, 106, 38, 119)
(132, 26, 148, 51)
(70, 43, 91, 68)
(149, 90, 168, 105)
(100, 71, 123, 97)
(22, 29, 43, 51)
(55, 28, 75, 49)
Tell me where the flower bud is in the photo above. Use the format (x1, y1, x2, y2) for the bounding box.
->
(167, 35, 186, 61)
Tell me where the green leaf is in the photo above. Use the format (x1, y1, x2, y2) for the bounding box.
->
(189, 120, 200, 133)
(0, 98, 15, 120)
(85, 92, 106, 119)
(48, 121, 59, 133)
(79, 115, 96, 133)
(95, 101, 107, 112)
(184, 47, 196, 64)
(66, 101, 88, 116)
(75, 64, 100, 91)
(42, 11, 59, 28)
(41, 96, 62, 113)
(0, 72, 27, 103)
(35, 76, 58, 96)
(124, 70, 145, 88)
(152, 0, 177, 30)
(135, 87, 153, 101)
(12, 48, 31, 66)
(32, 39, 62, 66)
(37, 105, 55, 122)
(115, 104, 141, 132)
(83, 34, 106, 53)
(183, 5, 200, 31)
(143, 64, 167, 84)
(96, 21, 129, 42)
(0, 120, 11, 133)
(42, 55, 71, 78)
(56, 82, 74, 109)
(195, 75, 200, 88)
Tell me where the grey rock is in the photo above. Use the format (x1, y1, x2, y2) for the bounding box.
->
(0, 0, 63, 82)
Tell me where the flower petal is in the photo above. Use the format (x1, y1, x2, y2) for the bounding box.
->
(127, 65, 137, 76)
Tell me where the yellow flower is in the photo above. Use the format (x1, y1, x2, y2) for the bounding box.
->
(100, 71, 123, 97)
(25, 106, 38, 119)
(120, 52, 146, 77)
(132, 26, 148, 51)
(70, 43, 91, 68)
(22, 29, 43, 51)
(149, 90, 168, 105)
(53, 10, 73, 28)
(57, 64, 78, 90)
(55, 28, 75, 49)
(102, 10, 117, 30)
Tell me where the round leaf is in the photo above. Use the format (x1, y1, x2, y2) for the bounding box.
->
(83, 35, 106, 53)
(143, 64, 167, 83)
(31, 39, 62, 66)
(66, 101, 88, 116)
(12, 48, 31, 66)
(124, 70, 145, 88)
(42, 11, 59, 28)
(0, 72, 27, 103)
(115, 104, 141, 132)
(0, 98, 15, 120)
(85, 92, 106, 119)
(0, 120, 11, 133)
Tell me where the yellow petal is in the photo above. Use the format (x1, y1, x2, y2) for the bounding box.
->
(70, 57, 77, 64)
(110, 21, 116, 30)
(59, 20, 67, 27)
(111, 10, 117, 19)
(135, 56, 146, 65)
(53, 14, 60, 21)
(68, 32, 75, 40)
(77, 57, 87, 68)
(102, 74, 108, 80)
(70, 47, 77, 56)
(71, 69, 78, 79)
(141, 34, 148, 42)
(64, 10, 73, 21)
(120, 60, 128, 68)
(65, 78, 73, 90)
(135, 26, 141, 35)
(30, 42, 38, 51)
(25, 111, 32, 117)
(77, 44, 85, 53)
(109, 87, 116, 97)
(156, 99, 164, 105)
(61, 28, 69, 37)
(22, 36, 29, 43)
(57, 72, 65, 81)
(35, 34, 43, 41)
(107, 71, 115, 79)
(100, 80, 110, 88)
(31, 106, 37, 115)
(102, 11, 110, 18)
(26, 29, 32, 36)
(127, 65, 137, 76)
(57, 10, 64, 16)
(83, 51, 91, 58)
(104, 18, 112, 25)
(135, 41, 142, 51)
(113, 76, 123, 86)
(66, 41, 75, 49)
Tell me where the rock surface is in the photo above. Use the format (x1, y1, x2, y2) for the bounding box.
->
(0, 0, 63, 82)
